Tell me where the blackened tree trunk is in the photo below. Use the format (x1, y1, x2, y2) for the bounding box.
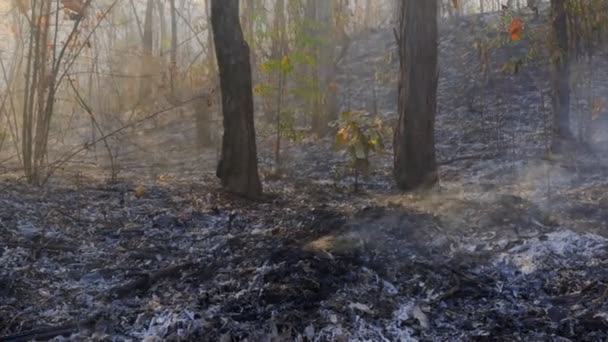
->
(211, 0, 262, 198)
(394, 0, 439, 191)
(550, 0, 572, 152)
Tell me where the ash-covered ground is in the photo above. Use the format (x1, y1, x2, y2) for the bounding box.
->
(3, 9, 608, 342)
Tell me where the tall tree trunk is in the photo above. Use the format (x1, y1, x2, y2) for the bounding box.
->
(364, 0, 372, 29)
(211, 0, 262, 198)
(480, 0, 485, 13)
(270, 0, 287, 168)
(155, 0, 166, 57)
(139, 0, 155, 101)
(169, 0, 177, 97)
(394, 0, 439, 190)
(21, 2, 38, 182)
(550, 0, 572, 151)
(311, 0, 339, 136)
(195, 0, 215, 149)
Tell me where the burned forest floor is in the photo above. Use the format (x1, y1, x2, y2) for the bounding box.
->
(3, 9, 608, 342)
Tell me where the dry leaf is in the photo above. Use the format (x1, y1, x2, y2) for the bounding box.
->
(61, 0, 86, 15)
(509, 18, 524, 42)
(337, 127, 349, 145)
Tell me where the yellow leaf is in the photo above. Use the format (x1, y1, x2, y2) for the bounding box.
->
(369, 134, 379, 147)
(280, 55, 292, 73)
(260, 61, 273, 73)
(135, 185, 145, 198)
(253, 84, 265, 95)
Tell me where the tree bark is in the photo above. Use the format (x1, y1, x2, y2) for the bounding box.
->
(550, 0, 572, 152)
(241, 0, 256, 77)
(394, 0, 439, 191)
(211, 0, 262, 198)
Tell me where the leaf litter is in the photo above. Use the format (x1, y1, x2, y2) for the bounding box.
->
(2, 8, 608, 342)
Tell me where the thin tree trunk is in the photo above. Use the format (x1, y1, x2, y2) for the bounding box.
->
(155, 0, 166, 57)
(550, 0, 572, 152)
(211, 0, 262, 198)
(271, 0, 286, 170)
(21, 3, 37, 182)
(32, 0, 52, 182)
(129, 0, 144, 41)
(311, 0, 339, 136)
(139, 0, 155, 101)
(394, 0, 439, 190)
(364, 0, 372, 29)
(169, 0, 178, 96)
(195, 0, 215, 150)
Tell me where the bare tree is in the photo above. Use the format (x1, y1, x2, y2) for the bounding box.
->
(211, 0, 262, 198)
(394, 0, 439, 190)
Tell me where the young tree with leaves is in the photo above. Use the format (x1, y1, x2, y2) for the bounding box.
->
(394, 0, 439, 190)
(211, 0, 262, 198)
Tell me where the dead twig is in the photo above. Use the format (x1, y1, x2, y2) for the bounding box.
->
(42, 96, 201, 185)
